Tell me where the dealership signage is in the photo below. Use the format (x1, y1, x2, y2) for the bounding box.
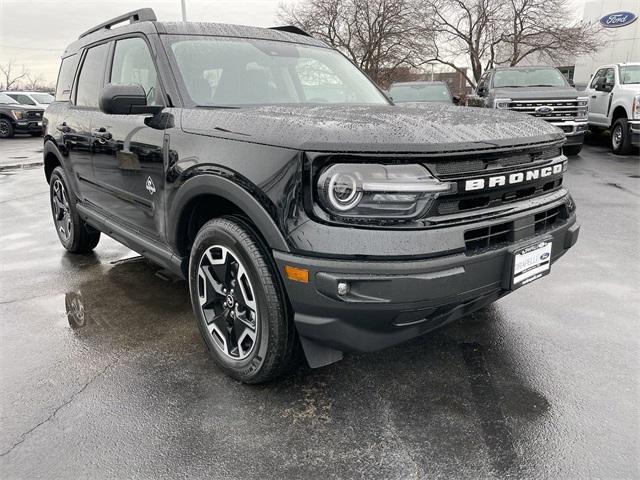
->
(599, 11, 637, 28)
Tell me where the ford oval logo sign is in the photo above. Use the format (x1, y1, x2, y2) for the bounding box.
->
(599, 11, 637, 28)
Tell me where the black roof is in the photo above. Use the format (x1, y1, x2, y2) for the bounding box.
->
(63, 8, 326, 57)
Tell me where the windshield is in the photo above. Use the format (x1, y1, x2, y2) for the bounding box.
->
(31, 93, 54, 104)
(389, 83, 451, 103)
(492, 68, 568, 88)
(164, 36, 388, 106)
(0, 93, 19, 104)
(620, 65, 640, 84)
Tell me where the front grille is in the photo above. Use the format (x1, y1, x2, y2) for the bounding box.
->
(437, 178, 563, 215)
(432, 147, 560, 177)
(26, 111, 43, 119)
(464, 205, 565, 254)
(507, 99, 581, 121)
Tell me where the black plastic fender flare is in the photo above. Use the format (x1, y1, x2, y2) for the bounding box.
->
(167, 173, 291, 254)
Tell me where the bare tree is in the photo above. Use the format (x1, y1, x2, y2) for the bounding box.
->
(415, 0, 502, 88)
(0, 60, 29, 90)
(279, 0, 433, 86)
(24, 72, 47, 91)
(496, 0, 605, 67)
(416, 0, 605, 87)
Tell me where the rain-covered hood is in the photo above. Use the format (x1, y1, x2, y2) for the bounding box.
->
(180, 103, 563, 153)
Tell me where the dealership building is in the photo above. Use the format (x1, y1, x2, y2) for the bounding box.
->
(563, 0, 639, 86)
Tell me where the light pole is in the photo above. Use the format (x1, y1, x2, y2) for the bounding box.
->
(181, 0, 187, 21)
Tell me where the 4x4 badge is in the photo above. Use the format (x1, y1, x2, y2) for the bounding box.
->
(146, 177, 156, 195)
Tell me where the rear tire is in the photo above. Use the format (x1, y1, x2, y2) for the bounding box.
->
(563, 145, 582, 156)
(0, 118, 14, 138)
(188, 216, 299, 383)
(611, 118, 632, 155)
(49, 167, 101, 253)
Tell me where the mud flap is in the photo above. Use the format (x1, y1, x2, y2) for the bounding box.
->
(299, 336, 343, 368)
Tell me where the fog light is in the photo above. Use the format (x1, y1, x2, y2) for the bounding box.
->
(337, 281, 349, 296)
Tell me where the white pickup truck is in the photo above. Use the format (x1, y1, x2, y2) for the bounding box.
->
(586, 63, 640, 155)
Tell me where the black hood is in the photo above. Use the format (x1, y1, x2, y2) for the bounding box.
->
(181, 103, 563, 153)
(492, 86, 579, 101)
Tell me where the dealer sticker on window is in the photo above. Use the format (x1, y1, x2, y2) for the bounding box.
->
(511, 241, 552, 290)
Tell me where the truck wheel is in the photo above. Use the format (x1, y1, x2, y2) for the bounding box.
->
(49, 167, 101, 253)
(0, 118, 14, 138)
(189, 217, 299, 384)
(611, 118, 632, 155)
(564, 145, 582, 156)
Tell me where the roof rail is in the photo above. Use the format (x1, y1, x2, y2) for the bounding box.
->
(269, 25, 312, 37)
(78, 8, 157, 39)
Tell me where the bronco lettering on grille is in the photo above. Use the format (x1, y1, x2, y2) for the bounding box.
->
(464, 163, 564, 191)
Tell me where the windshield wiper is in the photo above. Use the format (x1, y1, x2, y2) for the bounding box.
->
(528, 84, 557, 87)
(497, 85, 525, 88)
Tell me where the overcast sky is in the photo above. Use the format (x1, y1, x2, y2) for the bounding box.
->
(1, 0, 586, 86)
(0, 0, 303, 85)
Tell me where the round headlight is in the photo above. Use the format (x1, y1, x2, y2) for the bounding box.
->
(327, 172, 362, 211)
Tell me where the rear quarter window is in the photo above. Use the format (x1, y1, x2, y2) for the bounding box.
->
(55, 54, 80, 102)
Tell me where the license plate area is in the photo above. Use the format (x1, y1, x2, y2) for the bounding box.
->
(508, 239, 552, 290)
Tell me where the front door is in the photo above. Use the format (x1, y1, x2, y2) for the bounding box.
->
(587, 67, 614, 126)
(90, 37, 168, 240)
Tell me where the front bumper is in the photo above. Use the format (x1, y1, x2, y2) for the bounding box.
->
(630, 120, 640, 147)
(275, 210, 579, 367)
(14, 120, 43, 134)
(550, 120, 587, 145)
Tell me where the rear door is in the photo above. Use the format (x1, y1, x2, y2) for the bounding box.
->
(64, 43, 110, 201)
(90, 36, 168, 240)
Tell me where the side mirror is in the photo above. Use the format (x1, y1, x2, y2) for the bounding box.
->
(99, 83, 163, 115)
(568, 79, 575, 88)
(477, 86, 487, 97)
(452, 95, 461, 105)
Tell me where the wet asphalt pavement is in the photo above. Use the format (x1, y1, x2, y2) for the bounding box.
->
(0, 137, 638, 479)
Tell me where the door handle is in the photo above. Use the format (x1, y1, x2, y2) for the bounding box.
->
(57, 123, 70, 133)
(92, 128, 112, 141)
(591, 95, 596, 99)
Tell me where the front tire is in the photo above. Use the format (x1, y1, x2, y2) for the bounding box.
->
(611, 118, 632, 155)
(0, 118, 14, 138)
(49, 167, 101, 253)
(188, 217, 298, 383)
(564, 145, 582, 156)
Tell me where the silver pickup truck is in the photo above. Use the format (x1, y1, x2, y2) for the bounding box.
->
(467, 66, 588, 156)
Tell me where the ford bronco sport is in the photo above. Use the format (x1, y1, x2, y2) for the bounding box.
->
(44, 9, 580, 383)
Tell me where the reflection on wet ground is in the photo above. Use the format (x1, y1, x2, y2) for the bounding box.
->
(1, 145, 638, 479)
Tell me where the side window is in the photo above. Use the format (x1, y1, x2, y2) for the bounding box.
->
(76, 43, 110, 108)
(55, 54, 80, 101)
(589, 68, 606, 89)
(8, 94, 36, 105)
(603, 68, 615, 86)
(110, 37, 160, 105)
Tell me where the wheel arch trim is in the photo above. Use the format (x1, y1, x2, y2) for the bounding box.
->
(168, 173, 290, 254)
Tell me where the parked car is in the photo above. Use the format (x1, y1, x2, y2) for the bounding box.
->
(2, 91, 54, 109)
(388, 81, 459, 104)
(467, 66, 589, 156)
(44, 9, 579, 383)
(0, 92, 45, 138)
(585, 63, 640, 155)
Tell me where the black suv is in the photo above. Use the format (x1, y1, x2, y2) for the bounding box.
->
(44, 9, 580, 383)
(0, 92, 44, 138)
